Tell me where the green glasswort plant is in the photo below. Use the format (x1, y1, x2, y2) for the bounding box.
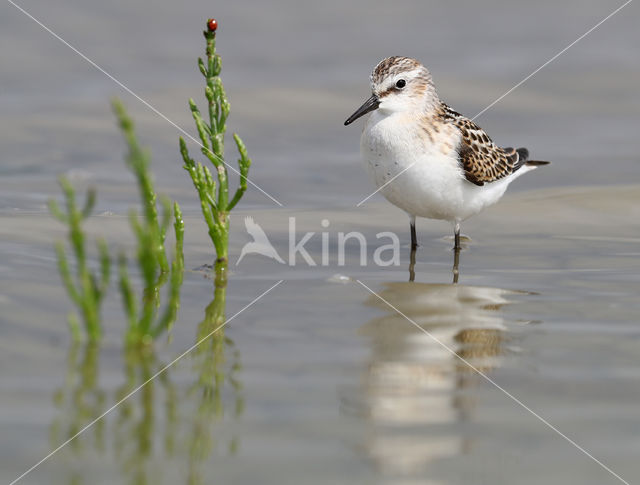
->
(49, 177, 110, 341)
(180, 18, 251, 274)
(113, 99, 185, 346)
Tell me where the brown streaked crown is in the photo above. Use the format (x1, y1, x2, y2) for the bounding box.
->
(371, 56, 425, 85)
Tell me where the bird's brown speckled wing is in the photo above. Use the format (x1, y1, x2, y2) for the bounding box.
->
(439, 104, 528, 186)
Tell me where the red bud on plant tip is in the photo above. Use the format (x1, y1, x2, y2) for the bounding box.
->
(207, 18, 218, 32)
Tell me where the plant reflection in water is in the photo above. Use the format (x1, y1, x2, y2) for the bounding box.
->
(50, 267, 243, 485)
(188, 273, 244, 485)
(50, 342, 106, 483)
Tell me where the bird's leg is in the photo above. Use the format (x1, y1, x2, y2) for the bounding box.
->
(409, 244, 416, 282)
(452, 246, 460, 284)
(410, 215, 418, 250)
(452, 221, 461, 284)
(408, 215, 417, 282)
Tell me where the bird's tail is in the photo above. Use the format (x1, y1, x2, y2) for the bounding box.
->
(514, 148, 551, 168)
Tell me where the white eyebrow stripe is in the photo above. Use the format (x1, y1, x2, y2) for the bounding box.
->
(395, 68, 423, 80)
(371, 68, 423, 89)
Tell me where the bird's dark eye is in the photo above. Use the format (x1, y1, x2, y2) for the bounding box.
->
(395, 79, 406, 89)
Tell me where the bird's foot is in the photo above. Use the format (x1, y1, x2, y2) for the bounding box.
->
(442, 234, 471, 249)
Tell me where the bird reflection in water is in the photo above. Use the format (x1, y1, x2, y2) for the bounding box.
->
(344, 281, 523, 479)
(409, 240, 465, 284)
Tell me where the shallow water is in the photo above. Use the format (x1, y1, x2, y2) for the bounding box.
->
(3, 187, 640, 485)
(2, 0, 640, 484)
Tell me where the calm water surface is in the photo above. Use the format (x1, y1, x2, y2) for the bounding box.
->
(1, 0, 639, 484)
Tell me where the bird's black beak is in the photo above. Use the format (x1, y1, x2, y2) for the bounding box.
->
(344, 94, 380, 126)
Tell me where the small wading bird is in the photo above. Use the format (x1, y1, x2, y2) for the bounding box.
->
(344, 56, 549, 282)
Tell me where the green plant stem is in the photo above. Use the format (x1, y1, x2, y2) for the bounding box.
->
(112, 99, 169, 274)
(49, 176, 109, 342)
(113, 99, 185, 347)
(153, 203, 184, 337)
(181, 21, 252, 268)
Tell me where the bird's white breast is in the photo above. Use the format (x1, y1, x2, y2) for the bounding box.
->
(360, 110, 515, 222)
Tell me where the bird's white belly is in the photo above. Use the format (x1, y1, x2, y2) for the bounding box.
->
(361, 112, 509, 222)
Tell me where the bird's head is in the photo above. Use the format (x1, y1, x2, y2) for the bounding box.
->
(344, 56, 438, 126)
